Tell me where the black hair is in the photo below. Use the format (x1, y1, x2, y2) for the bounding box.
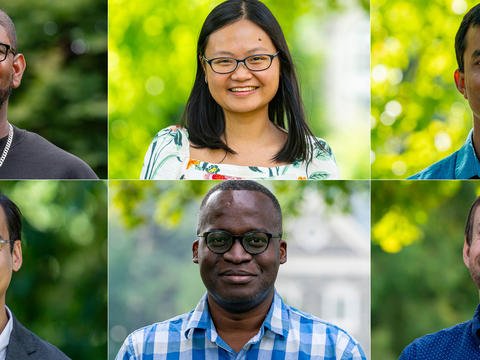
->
(0, 9, 17, 52)
(181, 0, 321, 163)
(0, 194, 21, 253)
(199, 180, 282, 232)
(465, 196, 480, 246)
(455, 3, 480, 72)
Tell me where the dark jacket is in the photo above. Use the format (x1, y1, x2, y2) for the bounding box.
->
(5, 313, 70, 360)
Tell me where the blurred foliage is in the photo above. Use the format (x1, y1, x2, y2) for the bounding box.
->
(371, 0, 479, 178)
(108, 0, 369, 179)
(1, 0, 107, 178)
(110, 180, 365, 230)
(372, 180, 480, 359)
(108, 180, 367, 359)
(0, 181, 107, 359)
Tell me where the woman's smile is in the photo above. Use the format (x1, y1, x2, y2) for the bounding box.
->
(204, 19, 280, 116)
(229, 86, 258, 95)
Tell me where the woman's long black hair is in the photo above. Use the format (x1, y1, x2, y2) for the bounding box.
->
(181, 0, 320, 163)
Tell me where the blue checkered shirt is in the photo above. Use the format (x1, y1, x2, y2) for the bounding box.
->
(116, 290, 366, 360)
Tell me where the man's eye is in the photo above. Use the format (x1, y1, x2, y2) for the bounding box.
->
(208, 235, 229, 246)
(246, 236, 267, 247)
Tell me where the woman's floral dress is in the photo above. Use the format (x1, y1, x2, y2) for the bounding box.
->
(140, 126, 340, 180)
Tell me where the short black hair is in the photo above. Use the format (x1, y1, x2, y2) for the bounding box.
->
(465, 195, 480, 246)
(199, 180, 282, 232)
(182, 0, 322, 163)
(455, 3, 480, 72)
(0, 194, 21, 252)
(0, 9, 17, 52)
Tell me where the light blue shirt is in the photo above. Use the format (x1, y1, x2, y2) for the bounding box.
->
(116, 290, 366, 360)
(408, 129, 480, 179)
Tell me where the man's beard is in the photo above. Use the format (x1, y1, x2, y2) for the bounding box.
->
(468, 258, 480, 290)
(0, 78, 12, 108)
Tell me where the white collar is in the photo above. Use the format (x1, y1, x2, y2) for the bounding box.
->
(0, 306, 13, 360)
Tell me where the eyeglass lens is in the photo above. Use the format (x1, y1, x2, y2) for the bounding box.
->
(0, 45, 8, 61)
(206, 231, 269, 255)
(211, 55, 273, 73)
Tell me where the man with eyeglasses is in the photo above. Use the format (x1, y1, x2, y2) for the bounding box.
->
(0, 10, 97, 179)
(116, 180, 366, 360)
(0, 194, 70, 359)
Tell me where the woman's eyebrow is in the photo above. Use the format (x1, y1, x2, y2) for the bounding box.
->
(210, 47, 272, 57)
(246, 47, 270, 54)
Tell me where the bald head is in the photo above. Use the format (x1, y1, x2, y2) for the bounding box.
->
(0, 9, 17, 51)
(197, 180, 282, 234)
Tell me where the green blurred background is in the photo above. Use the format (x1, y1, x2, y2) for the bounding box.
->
(372, 0, 479, 178)
(1, 1, 107, 178)
(372, 180, 480, 359)
(109, 180, 370, 358)
(108, 0, 370, 179)
(0, 181, 107, 359)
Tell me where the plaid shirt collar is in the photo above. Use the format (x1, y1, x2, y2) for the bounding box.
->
(183, 289, 289, 343)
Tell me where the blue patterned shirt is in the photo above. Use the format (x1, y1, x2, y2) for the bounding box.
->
(399, 303, 480, 359)
(408, 129, 480, 179)
(116, 290, 366, 360)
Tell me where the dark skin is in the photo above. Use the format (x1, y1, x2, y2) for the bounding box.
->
(0, 26, 25, 138)
(193, 190, 286, 353)
(207, 289, 274, 353)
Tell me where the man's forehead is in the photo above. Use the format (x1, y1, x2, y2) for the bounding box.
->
(0, 206, 8, 240)
(473, 205, 480, 229)
(466, 24, 480, 54)
(204, 189, 273, 210)
(0, 26, 9, 44)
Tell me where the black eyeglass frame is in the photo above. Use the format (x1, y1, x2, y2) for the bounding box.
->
(0, 43, 16, 62)
(197, 230, 282, 255)
(202, 51, 280, 74)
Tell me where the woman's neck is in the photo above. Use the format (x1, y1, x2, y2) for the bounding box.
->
(189, 109, 289, 167)
(223, 109, 281, 148)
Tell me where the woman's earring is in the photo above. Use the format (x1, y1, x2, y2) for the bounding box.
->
(204, 76, 208, 84)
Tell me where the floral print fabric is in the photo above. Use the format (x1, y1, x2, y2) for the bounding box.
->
(140, 126, 340, 180)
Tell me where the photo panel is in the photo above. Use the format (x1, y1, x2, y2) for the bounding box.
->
(372, 180, 479, 359)
(0, 180, 107, 358)
(108, 180, 370, 358)
(108, 0, 370, 179)
(1, 1, 107, 179)
(371, 0, 479, 179)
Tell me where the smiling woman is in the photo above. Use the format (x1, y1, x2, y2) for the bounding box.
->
(140, 0, 340, 180)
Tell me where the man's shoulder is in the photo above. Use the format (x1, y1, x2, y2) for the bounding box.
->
(9, 127, 98, 179)
(408, 151, 459, 179)
(400, 319, 474, 359)
(286, 305, 361, 343)
(7, 314, 70, 360)
(281, 303, 366, 358)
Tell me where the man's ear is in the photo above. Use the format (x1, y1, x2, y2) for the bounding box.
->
(192, 240, 199, 264)
(11, 240, 22, 272)
(463, 236, 471, 269)
(454, 69, 467, 99)
(12, 54, 26, 89)
(279, 240, 287, 264)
